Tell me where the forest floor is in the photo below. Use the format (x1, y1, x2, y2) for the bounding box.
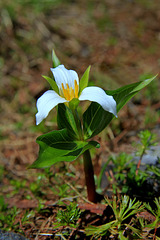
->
(0, 0, 160, 239)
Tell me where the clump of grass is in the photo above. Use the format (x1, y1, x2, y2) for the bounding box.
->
(86, 196, 160, 239)
(56, 202, 81, 226)
(86, 195, 144, 239)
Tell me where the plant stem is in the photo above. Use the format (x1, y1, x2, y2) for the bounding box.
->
(71, 108, 83, 140)
(136, 150, 145, 175)
(83, 149, 97, 203)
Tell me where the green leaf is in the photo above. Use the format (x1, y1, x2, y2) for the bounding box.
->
(52, 48, 61, 68)
(42, 75, 59, 93)
(29, 129, 99, 168)
(79, 66, 91, 94)
(83, 75, 157, 139)
(57, 104, 80, 139)
(69, 98, 80, 110)
(42, 49, 60, 92)
(118, 232, 128, 240)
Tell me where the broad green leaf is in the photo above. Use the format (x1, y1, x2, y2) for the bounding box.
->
(42, 75, 59, 93)
(29, 129, 99, 168)
(52, 48, 61, 68)
(83, 75, 157, 139)
(79, 66, 91, 94)
(57, 103, 80, 139)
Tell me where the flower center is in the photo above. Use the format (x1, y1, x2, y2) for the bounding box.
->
(61, 80, 79, 101)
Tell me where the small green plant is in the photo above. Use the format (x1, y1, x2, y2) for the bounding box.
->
(56, 202, 81, 226)
(134, 130, 157, 175)
(52, 183, 71, 198)
(136, 130, 157, 156)
(125, 165, 155, 199)
(0, 166, 4, 181)
(86, 195, 144, 239)
(144, 197, 160, 230)
(0, 195, 8, 213)
(29, 172, 47, 197)
(112, 153, 133, 182)
(20, 210, 35, 226)
(49, 170, 75, 198)
(137, 198, 160, 239)
(97, 152, 133, 194)
(54, 202, 81, 238)
(0, 195, 20, 231)
(110, 153, 134, 194)
(10, 179, 27, 194)
(146, 157, 160, 179)
(0, 194, 35, 233)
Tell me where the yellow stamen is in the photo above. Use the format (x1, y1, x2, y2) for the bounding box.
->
(62, 83, 70, 101)
(66, 83, 70, 91)
(61, 80, 79, 101)
(74, 80, 79, 98)
(66, 83, 71, 100)
(70, 87, 74, 99)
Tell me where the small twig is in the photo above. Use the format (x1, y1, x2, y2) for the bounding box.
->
(49, 172, 92, 203)
(35, 233, 53, 236)
(136, 156, 143, 175)
(136, 151, 144, 175)
(63, 178, 94, 204)
(55, 233, 67, 240)
(153, 227, 157, 240)
(113, 129, 127, 146)
(35, 215, 54, 240)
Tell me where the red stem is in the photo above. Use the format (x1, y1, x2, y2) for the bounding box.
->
(83, 150, 97, 203)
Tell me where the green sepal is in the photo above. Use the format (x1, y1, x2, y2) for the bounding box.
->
(69, 98, 80, 110)
(79, 65, 91, 95)
(29, 129, 100, 169)
(42, 75, 59, 93)
(83, 75, 157, 139)
(57, 103, 80, 139)
(52, 48, 61, 68)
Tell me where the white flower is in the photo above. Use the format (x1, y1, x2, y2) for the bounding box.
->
(36, 65, 117, 125)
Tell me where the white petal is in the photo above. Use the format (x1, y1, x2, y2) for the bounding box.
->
(36, 90, 67, 125)
(50, 65, 79, 89)
(79, 86, 117, 116)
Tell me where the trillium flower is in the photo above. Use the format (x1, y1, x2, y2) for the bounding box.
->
(36, 65, 117, 125)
